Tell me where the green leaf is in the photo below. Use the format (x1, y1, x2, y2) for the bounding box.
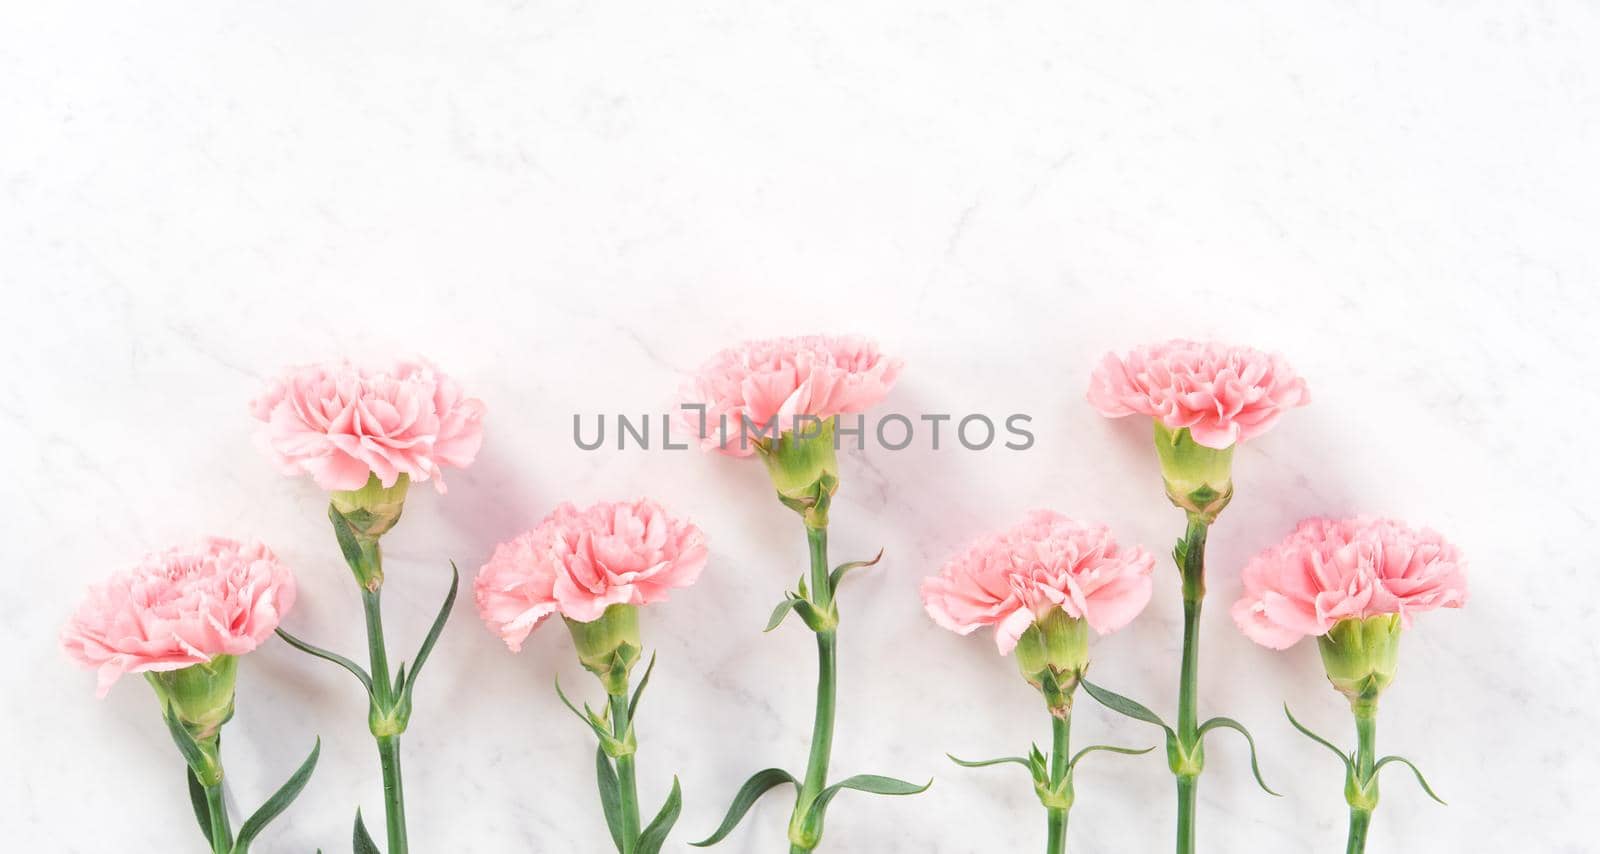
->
(1375, 755, 1448, 805)
(327, 505, 368, 574)
(352, 810, 381, 854)
(947, 753, 1031, 770)
(628, 653, 658, 720)
(187, 766, 214, 847)
(829, 549, 884, 590)
(161, 702, 212, 775)
(275, 628, 375, 699)
(1198, 717, 1279, 796)
(1080, 679, 1175, 738)
(400, 563, 459, 707)
(690, 768, 797, 847)
(595, 747, 624, 852)
(1066, 743, 1156, 772)
(1283, 704, 1355, 774)
(636, 776, 683, 854)
(765, 596, 803, 632)
(814, 774, 932, 813)
(392, 662, 408, 700)
(231, 738, 321, 853)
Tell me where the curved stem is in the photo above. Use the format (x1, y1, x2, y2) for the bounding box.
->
(1046, 712, 1071, 854)
(791, 525, 837, 852)
(203, 779, 231, 854)
(610, 693, 642, 853)
(1175, 515, 1208, 854)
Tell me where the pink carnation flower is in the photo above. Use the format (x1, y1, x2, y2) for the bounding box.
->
(1087, 339, 1310, 449)
(921, 511, 1156, 655)
(475, 499, 709, 651)
(250, 358, 486, 492)
(681, 335, 903, 456)
(1232, 517, 1468, 650)
(62, 538, 297, 697)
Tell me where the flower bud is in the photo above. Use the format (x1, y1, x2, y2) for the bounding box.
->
(330, 473, 411, 540)
(760, 417, 841, 529)
(1317, 614, 1401, 706)
(1014, 610, 1090, 717)
(1152, 422, 1234, 523)
(564, 604, 643, 695)
(146, 655, 238, 742)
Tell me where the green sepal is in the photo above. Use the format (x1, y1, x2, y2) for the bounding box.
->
(636, 776, 683, 854)
(595, 746, 624, 852)
(231, 737, 321, 853)
(554, 675, 635, 758)
(829, 549, 884, 590)
(275, 627, 375, 701)
(352, 810, 381, 854)
(628, 652, 658, 720)
(690, 768, 798, 847)
(162, 701, 222, 786)
(1375, 755, 1447, 805)
(1197, 716, 1279, 796)
(186, 766, 214, 847)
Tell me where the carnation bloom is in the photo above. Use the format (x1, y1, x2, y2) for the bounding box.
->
(62, 537, 297, 697)
(475, 499, 708, 650)
(921, 511, 1156, 655)
(1231, 517, 1468, 651)
(250, 358, 486, 492)
(680, 335, 903, 457)
(1087, 339, 1310, 450)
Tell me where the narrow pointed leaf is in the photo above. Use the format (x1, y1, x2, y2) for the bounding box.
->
(813, 774, 931, 816)
(636, 776, 683, 854)
(947, 753, 1031, 770)
(401, 563, 459, 706)
(352, 810, 381, 854)
(690, 768, 797, 847)
(829, 549, 884, 589)
(276, 628, 374, 698)
(328, 505, 366, 572)
(1081, 679, 1175, 738)
(1198, 717, 1279, 796)
(392, 662, 408, 699)
(1375, 755, 1448, 805)
(186, 767, 214, 847)
(1066, 744, 1156, 771)
(629, 653, 659, 719)
(765, 597, 802, 632)
(161, 703, 210, 773)
(595, 747, 624, 852)
(232, 738, 321, 853)
(1284, 704, 1355, 773)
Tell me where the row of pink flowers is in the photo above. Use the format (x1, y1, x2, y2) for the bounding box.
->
(64, 337, 1466, 699)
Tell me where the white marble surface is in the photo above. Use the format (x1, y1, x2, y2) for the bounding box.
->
(3, 2, 1597, 852)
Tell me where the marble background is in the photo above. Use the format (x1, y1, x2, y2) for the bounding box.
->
(3, 1, 1596, 852)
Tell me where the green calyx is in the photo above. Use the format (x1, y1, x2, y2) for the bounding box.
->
(328, 474, 409, 590)
(1014, 610, 1090, 718)
(1152, 422, 1234, 523)
(1319, 615, 1402, 706)
(147, 655, 238, 743)
(760, 418, 841, 530)
(566, 604, 644, 696)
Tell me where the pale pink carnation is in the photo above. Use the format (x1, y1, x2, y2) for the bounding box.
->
(680, 335, 903, 456)
(1232, 517, 1468, 650)
(475, 499, 708, 650)
(250, 358, 486, 492)
(921, 511, 1155, 655)
(62, 538, 297, 697)
(1087, 339, 1309, 449)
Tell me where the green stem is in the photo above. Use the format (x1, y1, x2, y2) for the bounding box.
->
(376, 735, 407, 854)
(361, 584, 408, 854)
(1046, 711, 1071, 854)
(203, 779, 231, 854)
(1175, 514, 1208, 854)
(1346, 697, 1378, 854)
(611, 693, 642, 853)
(791, 525, 837, 853)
